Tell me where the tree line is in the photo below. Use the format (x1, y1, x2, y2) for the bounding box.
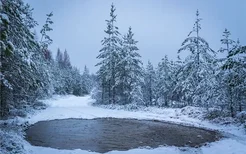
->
(0, 0, 93, 118)
(0, 1, 245, 119)
(94, 4, 246, 117)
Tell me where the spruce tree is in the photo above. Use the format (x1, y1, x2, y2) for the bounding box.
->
(40, 12, 53, 50)
(177, 10, 216, 106)
(95, 3, 122, 104)
(82, 65, 92, 94)
(219, 29, 246, 116)
(63, 49, 71, 69)
(0, 0, 52, 117)
(143, 61, 157, 106)
(155, 55, 175, 107)
(116, 27, 143, 104)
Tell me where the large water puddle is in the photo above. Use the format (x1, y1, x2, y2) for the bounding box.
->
(26, 118, 221, 153)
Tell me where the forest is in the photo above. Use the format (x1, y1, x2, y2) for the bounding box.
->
(93, 4, 246, 118)
(0, 0, 246, 154)
(0, 0, 94, 118)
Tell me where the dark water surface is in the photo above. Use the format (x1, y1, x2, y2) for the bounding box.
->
(26, 118, 221, 153)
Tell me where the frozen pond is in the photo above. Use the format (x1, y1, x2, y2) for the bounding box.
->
(26, 118, 221, 153)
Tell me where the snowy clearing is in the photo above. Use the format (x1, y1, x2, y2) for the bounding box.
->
(22, 95, 246, 154)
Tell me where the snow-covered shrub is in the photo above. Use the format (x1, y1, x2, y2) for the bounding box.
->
(32, 100, 47, 110)
(9, 108, 27, 118)
(236, 111, 246, 123)
(204, 109, 225, 120)
(180, 106, 206, 119)
(124, 103, 140, 111)
(8, 100, 46, 118)
(0, 130, 26, 154)
(204, 110, 246, 125)
(0, 121, 27, 154)
(210, 116, 236, 125)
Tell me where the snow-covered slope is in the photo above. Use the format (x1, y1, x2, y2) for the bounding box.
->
(24, 95, 246, 154)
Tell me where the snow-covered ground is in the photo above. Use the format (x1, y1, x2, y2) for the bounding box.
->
(21, 95, 246, 154)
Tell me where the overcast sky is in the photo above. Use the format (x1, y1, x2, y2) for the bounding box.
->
(25, 0, 246, 73)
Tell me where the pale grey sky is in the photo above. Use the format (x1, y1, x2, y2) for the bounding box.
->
(26, 0, 246, 73)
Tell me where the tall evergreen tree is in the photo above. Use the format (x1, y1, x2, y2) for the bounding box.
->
(40, 12, 53, 50)
(143, 61, 157, 106)
(82, 65, 92, 94)
(95, 3, 122, 104)
(56, 48, 63, 68)
(218, 29, 246, 116)
(177, 10, 216, 106)
(63, 49, 71, 69)
(0, 0, 90, 119)
(155, 55, 176, 107)
(116, 27, 143, 104)
(0, 0, 52, 117)
(0, 2, 13, 117)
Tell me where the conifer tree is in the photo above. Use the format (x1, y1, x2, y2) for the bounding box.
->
(143, 61, 157, 106)
(155, 55, 175, 106)
(63, 49, 71, 69)
(0, 0, 49, 117)
(116, 27, 143, 104)
(219, 29, 246, 116)
(177, 10, 215, 106)
(40, 12, 53, 50)
(82, 65, 93, 94)
(96, 3, 122, 104)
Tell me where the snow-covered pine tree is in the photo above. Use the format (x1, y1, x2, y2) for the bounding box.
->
(219, 30, 246, 116)
(43, 49, 53, 62)
(53, 48, 87, 96)
(55, 48, 63, 67)
(34, 11, 55, 97)
(215, 29, 236, 115)
(230, 45, 246, 113)
(30, 12, 55, 101)
(61, 50, 73, 94)
(0, 0, 88, 118)
(40, 12, 53, 50)
(63, 49, 71, 69)
(0, 1, 14, 117)
(82, 65, 93, 94)
(116, 27, 143, 105)
(219, 29, 235, 53)
(143, 61, 157, 106)
(167, 58, 185, 107)
(52, 48, 63, 94)
(177, 10, 216, 106)
(70, 66, 87, 96)
(155, 55, 175, 107)
(95, 3, 122, 104)
(0, 0, 53, 117)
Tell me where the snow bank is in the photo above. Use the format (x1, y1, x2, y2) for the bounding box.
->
(43, 95, 95, 108)
(25, 145, 181, 154)
(0, 120, 28, 154)
(180, 106, 206, 119)
(202, 139, 246, 154)
(24, 139, 246, 154)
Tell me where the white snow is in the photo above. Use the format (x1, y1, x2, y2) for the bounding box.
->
(0, 13, 9, 23)
(22, 95, 246, 154)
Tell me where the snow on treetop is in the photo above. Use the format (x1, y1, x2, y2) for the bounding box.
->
(0, 13, 9, 23)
